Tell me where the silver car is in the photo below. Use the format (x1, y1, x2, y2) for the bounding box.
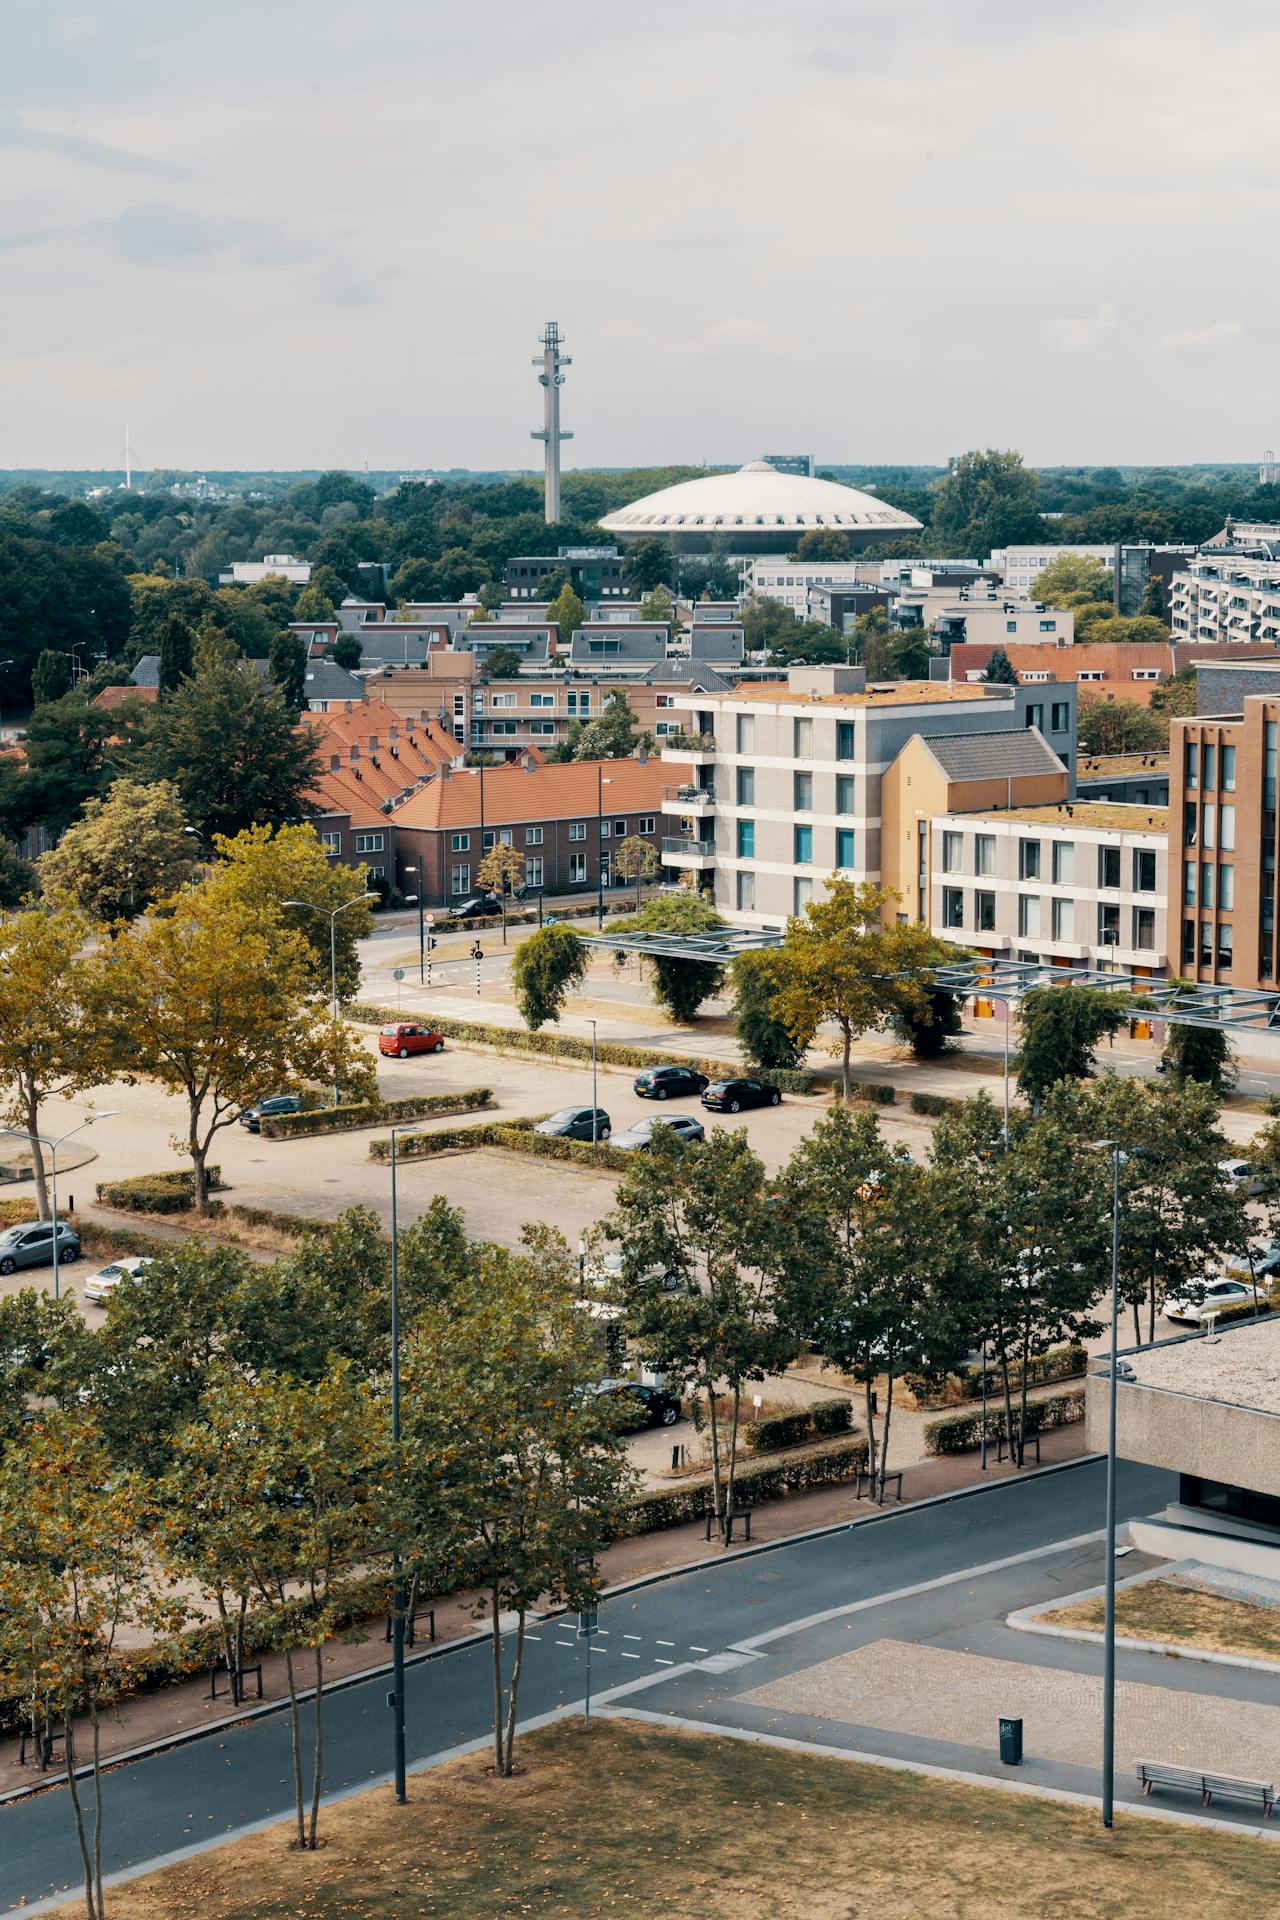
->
(610, 1116, 706, 1152)
(0, 1222, 81, 1275)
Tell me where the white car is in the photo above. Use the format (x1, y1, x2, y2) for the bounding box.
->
(83, 1256, 153, 1305)
(1218, 1159, 1271, 1197)
(1163, 1277, 1257, 1325)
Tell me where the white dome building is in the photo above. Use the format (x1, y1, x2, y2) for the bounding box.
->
(599, 460, 922, 553)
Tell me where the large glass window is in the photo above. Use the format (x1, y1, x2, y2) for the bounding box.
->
(1220, 804, 1235, 851)
(975, 833, 995, 877)
(736, 871, 755, 911)
(1218, 922, 1234, 969)
(736, 767, 754, 805)
(1019, 840, 1041, 880)
(793, 717, 813, 758)
(1202, 803, 1216, 851)
(1098, 903, 1120, 947)
(736, 820, 755, 858)
(1051, 898, 1073, 942)
(1018, 894, 1041, 938)
(942, 831, 963, 873)
(836, 721, 855, 760)
(1222, 744, 1236, 791)
(736, 713, 755, 754)
(1099, 846, 1121, 889)
(976, 891, 996, 932)
(1202, 743, 1217, 790)
(1052, 841, 1074, 884)
(794, 825, 813, 865)
(794, 772, 813, 811)
(1133, 907, 1156, 951)
(1184, 740, 1199, 789)
(836, 774, 855, 813)
(1219, 864, 1234, 911)
(1183, 860, 1196, 907)
(1184, 801, 1198, 847)
(1133, 848, 1156, 892)
(942, 887, 965, 929)
(1200, 863, 1214, 910)
(1026, 703, 1045, 732)
(1266, 722, 1278, 810)
(451, 864, 470, 896)
(836, 828, 855, 869)
(794, 877, 813, 913)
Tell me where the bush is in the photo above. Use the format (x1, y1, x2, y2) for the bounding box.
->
(225, 1202, 328, 1239)
(95, 1168, 224, 1214)
(622, 1433, 868, 1536)
(860, 1083, 896, 1105)
(922, 1389, 1086, 1457)
(743, 1398, 853, 1454)
(370, 1120, 632, 1172)
(906, 1343, 1087, 1409)
(1214, 1297, 1275, 1325)
(909, 1091, 960, 1117)
(258, 1089, 492, 1138)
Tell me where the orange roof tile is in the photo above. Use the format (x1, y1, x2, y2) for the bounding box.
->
(390, 756, 679, 832)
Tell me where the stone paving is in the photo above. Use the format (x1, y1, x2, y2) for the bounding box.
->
(742, 1635, 1280, 1780)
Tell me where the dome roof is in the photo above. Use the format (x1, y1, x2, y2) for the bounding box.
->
(599, 461, 922, 537)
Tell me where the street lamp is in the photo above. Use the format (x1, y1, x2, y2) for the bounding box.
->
(0, 1113, 120, 1300)
(588, 1018, 599, 1144)
(282, 894, 377, 1102)
(402, 866, 426, 983)
(387, 1123, 411, 1804)
(1090, 1137, 1123, 1831)
(596, 770, 613, 929)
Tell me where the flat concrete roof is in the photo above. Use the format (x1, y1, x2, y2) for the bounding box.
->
(1124, 1317, 1280, 1416)
(951, 802, 1168, 832)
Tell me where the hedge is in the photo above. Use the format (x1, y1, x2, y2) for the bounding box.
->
(344, 1004, 816, 1095)
(743, 1397, 853, 1454)
(622, 1433, 869, 1536)
(95, 1168, 225, 1214)
(909, 1090, 961, 1116)
(858, 1082, 897, 1106)
(259, 1089, 493, 1139)
(905, 1343, 1088, 1409)
(1212, 1297, 1275, 1325)
(923, 1388, 1086, 1457)
(370, 1119, 633, 1173)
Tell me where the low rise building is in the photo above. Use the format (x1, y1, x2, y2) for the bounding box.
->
(218, 552, 311, 586)
(504, 548, 628, 600)
(1076, 752, 1169, 805)
(300, 698, 458, 884)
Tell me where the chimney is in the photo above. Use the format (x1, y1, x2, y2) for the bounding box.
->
(367, 735, 379, 752)
(329, 754, 340, 772)
(349, 743, 359, 763)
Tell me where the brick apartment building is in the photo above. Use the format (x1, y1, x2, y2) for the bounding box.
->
(1168, 701, 1263, 988)
(300, 698, 457, 884)
(946, 640, 1280, 706)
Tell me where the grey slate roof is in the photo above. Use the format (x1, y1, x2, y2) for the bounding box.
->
(569, 630, 665, 663)
(688, 628, 744, 663)
(302, 660, 366, 703)
(638, 662, 733, 691)
(130, 655, 160, 688)
(920, 728, 1066, 781)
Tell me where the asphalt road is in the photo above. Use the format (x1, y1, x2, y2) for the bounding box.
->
(0, 1456, 1173, 1911)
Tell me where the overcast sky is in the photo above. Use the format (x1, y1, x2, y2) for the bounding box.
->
(3, 0, 1277, 473)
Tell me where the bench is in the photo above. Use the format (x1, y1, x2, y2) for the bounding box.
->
(208, 1660, 264, 1705)
(856, 1467, 904, 1503)
(1136, 1760, 1275, 1818)
(704, 1507, 753, 1544)
(384, 1605, 437, 1647)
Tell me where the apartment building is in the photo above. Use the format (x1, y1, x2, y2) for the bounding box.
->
(1168, 700, 1267, 988)
(300, 698, 457, 885)
(1170, 553, 1280, 646)
(743, 559, 869, 615)
(662, 666, 1076, 925)
(946, 639, 1280, 706)
(504, 549, 628, 600)
(991, 544, 1116, 594)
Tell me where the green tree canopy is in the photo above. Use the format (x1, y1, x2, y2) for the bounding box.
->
(621, 538, 670, 595)
(610, 892, 725, 1024)
(1028, 554, 1114, 607)
(268, 628, 308, 712)
(37, 777, 195, 924)
(31, 649, 71, 707)
(930, 449, 1043, 554)
(1015, 985, 1130, 1107)
(546, 582, 586, 645)
(981, 645, 1019, 684)
(732, 949, 802, 1069)
(481, 643, 523, 679)
(1077, 695, 1165, 756)
(572, 689, 652, 760)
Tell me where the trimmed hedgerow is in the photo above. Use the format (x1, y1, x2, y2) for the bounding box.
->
(909, 1090, 961, 1116)
(95, 1168, 225, 1214)
(743, 1398, 854, 1455)
(922, 1389, 1086, 1458)
(258, 1089, 493, 1139)
(370, 1120, 633, 1173)
(623, 1434, 869, 1535)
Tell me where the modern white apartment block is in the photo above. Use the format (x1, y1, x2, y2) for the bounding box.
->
(991, 544, 1115, 593)
(1169, 553, 1280, 646)
(742, 558, 868, 615)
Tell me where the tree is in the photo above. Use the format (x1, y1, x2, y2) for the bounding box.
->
(202, 821, 375, 1002)
(131, 646, 321, 839)
(535, 567, 569, 602)
(769, 879, 948, 1102)
(890, 985, 966, 1058)
(621, 538, 670, 595)
(0, 910, 114, 1219)
(930, 449, 1043, 554)
(31, 648, 71, 707)
(404, 1239, 632, 1771)
(612, 833, 658, 909)
(111, 887, 374, 1209)
(981, 646, 1019, 685)
(1070, 599, 1119, 644)
(510, 923, 587, 1029)
(293, 585, 336, 622)
(127, 574, 217, 658)
(732, 949, 801, 1069)
(157, 614, 194, 695)
(1140, 575, 1168, 619)
(18, 693, 120, 838)
(1077, 695, 1165, 756)
(167, 1366, 390, 1850)
(1015, 985, 1130, 1108)
(0, 1411, 182, 1920)
(546, 582, 586, 645)
(332, 633, 363, 671)
(1162, 1018, 1235, 1094)
(1028, 554, 1115, 607)
(0, 1288, 90, 1460)
(477, 579, 505, 613)
(637, 584, 676, 624)
(573, 690, 652, 760)
(482, 643, 523, 679)
(38, 777, 195, 924)
(605, 1129, 794, 1538)
(611, 892, 725, 1024)
(791, 528, 853, 561)
(269, 629, 309, 712)
(0, 837, 36, 908)
(1150, 667, 1197, 723)
(477, 841, 526, 943)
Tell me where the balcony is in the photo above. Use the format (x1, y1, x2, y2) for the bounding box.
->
(662, 836, 717, 864)
(660, 731, 717, 761)
(663, 781, 715, 814)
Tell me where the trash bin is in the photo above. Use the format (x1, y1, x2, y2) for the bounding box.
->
(999, 1716, 1023, 1766)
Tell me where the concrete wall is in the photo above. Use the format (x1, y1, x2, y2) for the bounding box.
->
(1086, 1372, 1280, 1500)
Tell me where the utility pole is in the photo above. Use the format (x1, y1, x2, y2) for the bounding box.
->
(531, 321, 572, 525)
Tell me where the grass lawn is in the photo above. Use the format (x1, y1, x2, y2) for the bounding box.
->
(56, 1716, 1278, 1920)
(1039, 1576, 1280, 1663)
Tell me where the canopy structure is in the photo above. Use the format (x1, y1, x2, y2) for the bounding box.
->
(583, 927, 784, 966)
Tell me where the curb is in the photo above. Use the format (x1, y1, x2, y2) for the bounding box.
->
(1007, 1561, 1280, 1676)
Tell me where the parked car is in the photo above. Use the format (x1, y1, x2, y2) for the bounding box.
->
(1163, 1277, 1258, 1325)
(378, 1024, 446, 1059)
(83, 1256, 154, 1305)
(1226, 1239, 1280, 1282)
(0, 1222, 80, 1275)
(592, 1378, 682, 1429)
(239, 1093, 303, 1132)
(534, 1106, 611, 1142)
(611, 1115, 705, 1153)
(700, 1078, 781, 1114)
(633, 1065, 709, 1101)
(1218, 1159, 1272, 1197)
(448, 893, 500, 922)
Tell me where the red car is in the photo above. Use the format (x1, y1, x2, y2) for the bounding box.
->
(378, 1023, 445, 1059)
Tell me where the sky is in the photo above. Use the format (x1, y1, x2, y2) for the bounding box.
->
(2, 0, 1277, 473)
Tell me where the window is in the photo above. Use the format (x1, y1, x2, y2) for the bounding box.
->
(737, 767, 754, 805)
(794, 877, 813, 913)
(1018, 895, 1041, 938)
(319, 831, 341, 853)
(1184, 740, 1198, 789)
(1133, 907, 1156, 951)
(1183, 918, 1196, 965)
(1268, 722, 1278, 810)
(1051, 898, 1073, 942)
(1200, 862, 1215, 910)
(1183, 860, 1196, 907)
(1203, 802, 1216, 850)
(451, 864, 470, 896)
(836, 774, 855, 814)
(531, 720, 555, 736)
(599, 819, 611, 838)
(836, 828, 855, 869)
(1099, 846, 1121, 889)
(524, 856, 544, 888)
(1050, 702, 1070, 733)
(1077, 671, 1104, 682)
(489, 720, 516, 736)
(794, 825, 813, 865)
(1220, 804, 1235, 851)
(974, 833, 995, 877)
(567, 691, 591, 715)
(530, 692, 555, 708)
(976, 890, 996, 932)
(490, 693, 516, 709)
(1133, 848, 1156, 892)
(1218, 922, 1233, 969)
(794, 717, 813, 757)
(451, 832, 470, 852)
(1006, 619, 1018, 633)
(524, 826, 543, 846)
(1219, 864, 1234, 911)
(1052, 841, 1074, 884)
(736, 714, 755, 754)
(1039, 619, 1056, 632)
(737, 871, 755, 911)
(1026, 703, 1045, 732)
(352, 832, 384, 855)
(655, 693, 674, 709)
(1222, 744, 1236, 790)
(1018, 840, 1041, 879)
(638, 815, 655, 834)
(1200, 921, 1214, 968)
(613, 818, 626, 837)
(794, 772, 813, 811)
(1184, 800, 1198, 847)
(942, 887, 965, 929)
(737, 820, 755, 858)
(569, 821, 587, 841)
(569, 853, 587, 884)
(941, 830, 963, 873)
(1098, 903, 1120, 947)
(836, 721, 855, 760)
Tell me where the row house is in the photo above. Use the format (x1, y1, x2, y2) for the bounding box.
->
(300, 698, 457, 886)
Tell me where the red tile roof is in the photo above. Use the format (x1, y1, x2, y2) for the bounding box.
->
(302, 696, 457, 825)
(389, 755, 679, 831)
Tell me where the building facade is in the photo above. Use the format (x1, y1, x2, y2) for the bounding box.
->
(1170, 553, 1280, 646)
(1167, 700, 1264, 987)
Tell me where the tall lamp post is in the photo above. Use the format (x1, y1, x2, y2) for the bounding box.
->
(0, 1113, 119, 1300)
(283, 893, 377, 1102)
(402, 866, 426, 983)
(588, 1017, 599, 1144)
(596, 769, 613, 928)
(388, 1123, 410, 1804)
(1091, 1136, 1123, 1830)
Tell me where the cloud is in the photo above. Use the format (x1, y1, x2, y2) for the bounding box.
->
(0, 107, 182, 177)
(1154, 318, 1244, 351)
(1045, 301, 1118, 353)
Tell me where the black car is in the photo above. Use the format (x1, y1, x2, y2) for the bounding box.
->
(700, 1078, 781, 1114)
(239, 1093, 303, 1132)
(448, 893, 500, 922)
(534, 1105, 612, 1142)
(595, 1379, 682, 1430)
(633, 1065, 710, 1100)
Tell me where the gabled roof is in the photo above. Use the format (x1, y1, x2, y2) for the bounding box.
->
(301, 696, 457, 823)
(303, 660, 365, 704)
(131, 655, 160, 688)
(638, 662, 733, 690)
(918, 729, 1067, 782)
(389, 755, 677, 832)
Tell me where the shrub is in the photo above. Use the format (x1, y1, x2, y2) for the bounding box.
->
(258, 1089, 492, 1138)
(1213, 1297, 1275, 1325)
(622, 1433, 868, 1535)
(922, 1389, 1086, 1457)
(909, 1091, 960, 1117)
(860, 1083, 896, 1105)
(370, 1121, 632, 1173)
(95, 1168, 224, 1214)
(225, 1202, 328, 1238)
(742, 1398, 853, 1454)
(905, 1343, 1087, 1409)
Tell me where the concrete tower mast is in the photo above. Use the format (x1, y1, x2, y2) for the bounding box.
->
(531, 321, 572, 524)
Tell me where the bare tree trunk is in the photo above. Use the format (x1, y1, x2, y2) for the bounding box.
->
(23, 1082, 50, 1222)
(308, 1644, 324, 1849)
(724, 1385, 742, 1532)
(490, 1585, 505, 1775)
(863, 1379, 878, 1489)
(1018, 1328, 1032, 1470)
(878, 1373, 896, 1502)
(501, 1609, 528, 1776)
(706, 1385, 725, 1538)
(91, 1702, 104, 1917)
(999, 1347, 1016, 1468)
(1147, 1269, 1157, 1347)
(188, 1100, 210, 1215)
(841, 1025, 852, 1105)
(1132, 1293, 1142, 1346)
(282, 1648, 306, 1850)
(63, 1717, 98, 1920)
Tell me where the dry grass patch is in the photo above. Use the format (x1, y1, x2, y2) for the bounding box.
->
(1039, 1576, 1280, 1663)
(51, 1716, 1279, 1920)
